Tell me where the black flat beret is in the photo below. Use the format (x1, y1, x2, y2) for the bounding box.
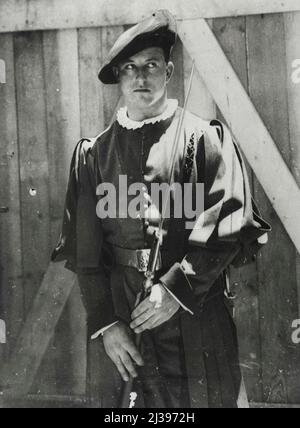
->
(98, 9, 177, 84)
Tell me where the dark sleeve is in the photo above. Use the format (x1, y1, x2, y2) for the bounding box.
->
(51, 139, 117, 334)
(159, 121, 270, 315)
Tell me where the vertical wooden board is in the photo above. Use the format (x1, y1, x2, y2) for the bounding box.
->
(168, 38, 185, 107)
(246, 13, 300, 404)
(43, 29, 81, 249)
(212, 17, 254, 186)
(284, 12, 300, 319)
(13, 31, 58, 396)
(78, 28, 104, 137)
(101, 26, 124, 128)
(213, 16, 262, 403)
(212, 17, 248, 130)
(183, 21, 216, 120)
(14, 31, 51, 313)
(43, 29, 87, 396)
(34, 29, 64, 397)
(0, 34, 23, 361)
(183, 49, 216, 119)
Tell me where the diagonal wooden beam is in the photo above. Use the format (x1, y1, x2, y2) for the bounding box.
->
(178, 18, 300, 255)
(0, 262, 76, 397)
(0, 0, 300, 33)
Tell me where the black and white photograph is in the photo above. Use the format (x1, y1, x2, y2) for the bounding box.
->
(0, 0, 300, 412)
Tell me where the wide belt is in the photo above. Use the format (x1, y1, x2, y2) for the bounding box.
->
(112, 246, 163, 273)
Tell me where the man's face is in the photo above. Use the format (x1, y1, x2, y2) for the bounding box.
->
(116, 47, 174, 110)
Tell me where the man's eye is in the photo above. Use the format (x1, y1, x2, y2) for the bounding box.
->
(125, 64, 135, 70)
(147, 63, 157, 69)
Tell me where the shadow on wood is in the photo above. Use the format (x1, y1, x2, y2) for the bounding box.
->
(0, 261, 76, 397)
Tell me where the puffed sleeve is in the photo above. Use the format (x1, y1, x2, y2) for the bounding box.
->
(51, 139, 117, 334)
(159, 121, 270, 315)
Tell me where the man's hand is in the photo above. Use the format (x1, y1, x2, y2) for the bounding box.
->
(130, 284, 180, 334)
(102, 322, 144, 382)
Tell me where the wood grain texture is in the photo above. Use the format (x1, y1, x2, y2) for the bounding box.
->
(13, 32, 57, 394)
(284, 12, 300, 319)
(178, 18, 300, 256)
(43, 29, 81, 249)
(1, 12, 300, 407)
(168, 38, 185, 107)
(183, 40, 216, 120)
(212, 16, 263, 403)
(78, 28, 104, 137)
(14, 31, 51, 312)
(43, 29, 87, 396)
(246, 13, 300, 404)
(100, 26, 124, 128)
(0, 262, 76, 397)
(0, 34, 23, 356)
(1, 0, 300, 33)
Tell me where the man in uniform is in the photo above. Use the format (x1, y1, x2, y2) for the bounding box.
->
(52, 10, 270, 408)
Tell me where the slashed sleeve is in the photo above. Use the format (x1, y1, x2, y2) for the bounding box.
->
(51, 139, 117, 334)
(159, 121, 270, 316)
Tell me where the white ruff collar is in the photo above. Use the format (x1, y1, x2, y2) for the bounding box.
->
(117, 99, 179, 130)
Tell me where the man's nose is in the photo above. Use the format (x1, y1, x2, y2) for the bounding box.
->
(135, 67, 147, 82)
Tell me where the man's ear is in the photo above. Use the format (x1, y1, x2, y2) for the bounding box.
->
(166, 62, 174, 83)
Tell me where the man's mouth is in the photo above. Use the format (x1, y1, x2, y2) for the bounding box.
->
(133, 89, 151, 93)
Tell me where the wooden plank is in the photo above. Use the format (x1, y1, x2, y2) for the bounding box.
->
(284, 12, 300, 318)
(251, 402, 300, 409)
(43, 29, 87, 396)
(78, 26, 125, 135)
(168, 38, 185, 107)
(14, 31, 51, 312)
(0, 34, 23, 354)
(2, 396, 299, 408)
(0, 394, 89, 409)
(100, 27, 124, 128)
(183, 45, 216, 118)
(14, 31, 57, 397)
(1, 395, 299, 409)
(212, 16, 263, 403)
(43, 29, 81, 248)
(78, 28, 104, 137)
(246, 13, 300, 404)
(0, 262, 76, 397)
(13, 32, 58, 396)
(1, 0, 300, 33)
(178, 18, 300, 256)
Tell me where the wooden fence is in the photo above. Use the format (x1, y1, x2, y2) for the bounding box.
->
(0, 0, 300, 407)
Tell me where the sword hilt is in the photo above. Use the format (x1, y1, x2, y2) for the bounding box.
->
(143, 230, 162, 292)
